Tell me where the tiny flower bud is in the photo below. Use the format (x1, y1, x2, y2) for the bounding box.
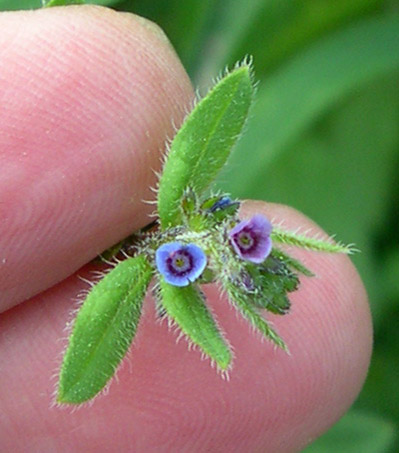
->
(208, 196, 236, 212)
(201, 195, 240, 220)
(156, 242, 207, 287)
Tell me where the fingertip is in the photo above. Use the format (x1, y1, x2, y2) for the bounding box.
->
(236, 200, 372, 450)
(0, 6, 194, 310)
(0, 200, 373, 452)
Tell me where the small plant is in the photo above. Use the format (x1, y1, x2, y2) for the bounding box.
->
(56, 62, 353, 405)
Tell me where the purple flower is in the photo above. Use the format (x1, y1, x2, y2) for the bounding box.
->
(156, 242, 207, 287)
(229, 214, 272, 263)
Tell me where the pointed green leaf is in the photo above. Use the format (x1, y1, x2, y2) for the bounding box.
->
(158, 64, 254, 228)
(42, 0, 84, 6)
(271, 228, 355, 254)
(159, 280, 232, 370)
(225, 281, 288, 351)
(271, 248, 314, 277)
(219, 14, 399, 195)
(57, 256, 153, 404)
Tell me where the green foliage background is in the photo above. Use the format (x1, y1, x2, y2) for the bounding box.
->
(1, 0, 398, 451)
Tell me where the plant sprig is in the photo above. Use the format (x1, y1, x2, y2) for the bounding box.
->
(57, 61, 354, 405)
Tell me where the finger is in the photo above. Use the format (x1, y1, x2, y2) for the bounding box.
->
(0, 6, 193, 312)
(0, 201, 372, 452)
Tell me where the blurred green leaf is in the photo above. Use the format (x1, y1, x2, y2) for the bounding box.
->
(304, 410, 396, 453)
(156, 0, 215, 75)
(0, 0, 117, 10)
(218, 14, 399, 194)
(84, 0, 119, 4)
(196, 0, 382, 85)
(356, 300, 399, 452)
(383, 248, 399, 300)
(194, 0, 293, 85)
(43, 0, 84, 7)
(115, 0, 217, 75)
(228, 0, 383, 76)
(0, 0, 41, 9)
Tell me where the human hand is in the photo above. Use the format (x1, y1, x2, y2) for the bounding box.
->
(0, 6, 372, 452)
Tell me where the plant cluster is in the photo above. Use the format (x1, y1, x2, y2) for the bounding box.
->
(56, 64, 352, 405)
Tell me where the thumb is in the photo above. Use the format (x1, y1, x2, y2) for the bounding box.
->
(0, 5, 194, 312)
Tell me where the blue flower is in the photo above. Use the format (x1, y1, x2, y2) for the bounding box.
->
(207, 196, 237, 213)
(229, 214, 272, 263)
(156, 242, 207, 287)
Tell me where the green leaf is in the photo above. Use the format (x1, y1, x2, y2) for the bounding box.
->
(114, 0, 217, 76)
(0, 0, 118, 11)
(271, 228, 354, 254)
(383, 247, 399, 300)
(225, 0, 383, 79)
(57, 256, 153, 404)
(225, 280, 288, 351)
(159, 280, 232, 371)
(194, 0, 382, 85)
(304, 410, 397, 453)
(218, 14, 399, 195)
(157, 64, 254, 228)
(357, 301, 399, 436)
(0, 0, 40, 9)
(249, 281, 292, 315)
(271, 248, 314, 277)
(42, 0, 84, 6)
(244, 257, 299, 315)
(84, 0, 119, 4)
(194, 0, 295, 85)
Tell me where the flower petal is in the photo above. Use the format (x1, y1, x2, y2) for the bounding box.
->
(155, 242, 207, 287)
(229, 214, 273, 263)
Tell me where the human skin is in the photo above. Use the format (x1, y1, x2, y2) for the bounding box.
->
(0, 6, 372, 453)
